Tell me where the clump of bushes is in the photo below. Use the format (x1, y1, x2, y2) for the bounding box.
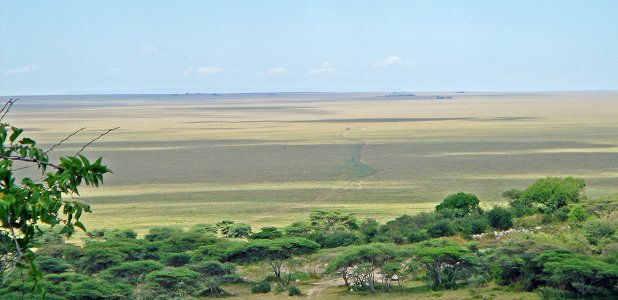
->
(251, 280, 271, 294)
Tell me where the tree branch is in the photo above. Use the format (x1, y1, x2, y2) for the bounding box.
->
(0, 155, 64, 171)
(75, 127, 119, 156)
(0, 98, 18, 122)
(45, 127, 87, 154)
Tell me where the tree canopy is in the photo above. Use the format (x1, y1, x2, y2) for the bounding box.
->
(0, 105, 111, 286)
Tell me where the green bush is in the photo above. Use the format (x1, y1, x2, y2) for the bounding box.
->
(317, 230, 360, 248)
(36, 255, 71, 274)
(455, 214, 488, 237)
(102, 229, 138, 241)
(534, 249, 618, 297)
(145, 267, 202, 296)
(144, 226, 183, 241)
(436, 192, 482, 217)
(379, 212, 439, 244)
(427, 220, 455, 238)
(583, 219, 616, 245)
(568, 204, 589, 223)
(66, 279, 132, 300)
(162, 252, 192, 267)
(359, 218, 380, 243)
(284, 221, 312, 236)
(251, 280, 271, 294)
(551, 206, 570, 222)
(520, 177, 585, 212)
(250, 227, 283, 239)
(101, 260, 164, 285)
(224, 223, 253, 238)
(486, 206, 513, 230)
(288, 285, 302, 296)
(189, 261, 235, 276)
(407, 230, 430, 243)
(159, 232, 219, 253)
(79, 248, 126, 274)
(190, 223, 218, 234)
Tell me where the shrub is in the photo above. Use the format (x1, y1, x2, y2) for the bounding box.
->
(251, 280, 271, 294)
(583, 219, 616, 245)
(224, 223, 253, 238)
(250, 227, 283, 239)
(520, 177, 585, 212)
(190, 223, 218, 234)
(36, 256, 71, 274)
(145, 267, 202, 296)
(427, 220, 455, 238)
(159, 232, 219, 253)
(189, 261, 235, 276)
(310, 210, 359, 233)
(101, 260, 164, 285)
(284, 221, 312, 236)
(198, 277, 230, 297)
(102, 229, 138, 241)
(319, 230, 360, 248)
(162, 252, 192, 267)
(288, 285, 302, 296)
(568, 204, 589, 223)
(79, 248, 126, 274)
(66, 279, 132, 300)
(534, 249, 618, 297)
(378, 212, 439, 243)
(455, 214, 488, 237)
(359, 218, 380, 243)
(486, 206, 513, 230)
(144, 226, 183, 241)
(407, 230, 430, 243)
(551, 206, 570, 222)
(436, 192, 482, 217)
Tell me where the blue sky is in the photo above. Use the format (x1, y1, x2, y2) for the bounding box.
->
(1, 1, 617, 95)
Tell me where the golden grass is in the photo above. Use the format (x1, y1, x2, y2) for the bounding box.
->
(8, 92, 618, 232)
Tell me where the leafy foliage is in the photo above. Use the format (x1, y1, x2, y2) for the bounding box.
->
(520, 177, 585, 212)
(0, 121, 110, 284)
(435, 192, 482, 217)
(412, 240, 482, 290)
(486, 206, 514, 230)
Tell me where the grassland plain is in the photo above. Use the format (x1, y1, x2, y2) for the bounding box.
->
(7, 92, 618, 233)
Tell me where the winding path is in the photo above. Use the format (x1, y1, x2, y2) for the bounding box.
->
(251, 128, 381, 222)
(306, 277, 345, 298)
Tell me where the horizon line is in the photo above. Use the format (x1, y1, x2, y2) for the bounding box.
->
(2, 89, 618, 98)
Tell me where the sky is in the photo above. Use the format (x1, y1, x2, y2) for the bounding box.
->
(1, 1, 617, 95)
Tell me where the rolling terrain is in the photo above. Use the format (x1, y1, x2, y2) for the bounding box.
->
(7, 92, 618, 232)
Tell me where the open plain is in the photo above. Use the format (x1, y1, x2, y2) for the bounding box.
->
(8, 92, 618, 232)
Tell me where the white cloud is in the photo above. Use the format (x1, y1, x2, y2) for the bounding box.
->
(265, 67, 288, 75)
(140, 46, 159, 52)
(309, 62, 337, 74)
(371, 56, 414, 67)
(184, 66, 225, 76)
(5, 64, 38, 75)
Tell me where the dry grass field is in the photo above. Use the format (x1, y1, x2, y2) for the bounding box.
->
(8, 92, 618, 233)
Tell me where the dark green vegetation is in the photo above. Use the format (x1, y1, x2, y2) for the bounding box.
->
(0, 112, 110, 290)
(1, 177, 617, 299)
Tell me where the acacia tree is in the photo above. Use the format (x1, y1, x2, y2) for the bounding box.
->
(0, 99, 112, 286)
(412, 240, 482, 290)
(327, 243, 404, 293)
(222, 238, 319, 278)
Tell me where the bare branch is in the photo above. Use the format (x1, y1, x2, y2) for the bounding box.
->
(45, 127, 87, 154)
(0, 155, 64, 171)
(75, 127, 119, 156)
(0, 98, 19, 123)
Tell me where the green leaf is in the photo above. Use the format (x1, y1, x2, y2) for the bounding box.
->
(9, 127, 23, 143)
(74, 221, 86, 232)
